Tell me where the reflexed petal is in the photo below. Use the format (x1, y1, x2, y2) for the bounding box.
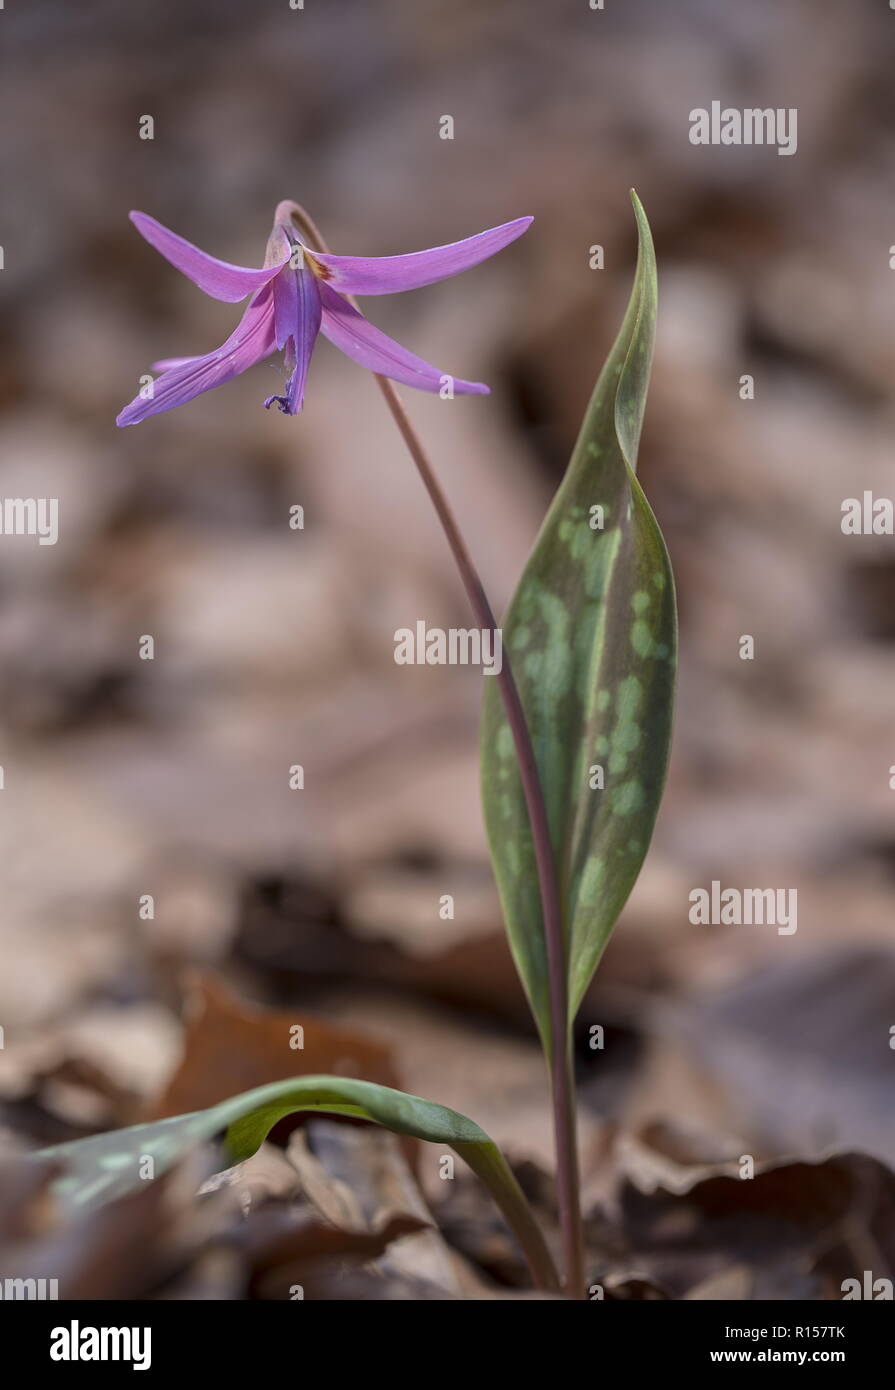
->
(310, 216, 532, 295)
(117, 286, 277, 426)
(150, 355, 200, 370)
(130, 211, 289, 303)
(319, 283, 489, 394)
(265, 268, 322, 415)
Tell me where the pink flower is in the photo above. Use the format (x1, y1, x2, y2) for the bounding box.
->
(117, 201, 532, 425)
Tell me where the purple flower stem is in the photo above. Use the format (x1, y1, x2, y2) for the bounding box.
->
(288, 205, 585, 1297)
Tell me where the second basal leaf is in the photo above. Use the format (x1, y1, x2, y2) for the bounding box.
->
(481, 192, 676, 1046)
(38, 1075, 559, 1289)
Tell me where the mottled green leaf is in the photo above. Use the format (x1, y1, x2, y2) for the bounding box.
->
(37, 1074, 558, 1288)
(481, 192, 676, 1046)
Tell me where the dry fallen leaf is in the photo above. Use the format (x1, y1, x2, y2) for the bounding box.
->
(680, 946, 895, 1162)
(241, 1206, 430, 1300)
(147, 971, 401, 1120)
(595, 1134, 895, 1301)
(292, 1119, 472, 1297)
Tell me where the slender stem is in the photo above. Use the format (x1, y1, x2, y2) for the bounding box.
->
(290, 204, 585, 1295)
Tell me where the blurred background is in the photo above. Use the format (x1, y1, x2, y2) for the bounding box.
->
(1, 0, 895, 1298)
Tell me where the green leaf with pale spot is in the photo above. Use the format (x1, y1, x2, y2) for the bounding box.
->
(37, 1074, 559, 1288)
(481, 192, 676, 1048)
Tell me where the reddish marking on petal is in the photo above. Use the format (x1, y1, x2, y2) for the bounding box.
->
(305, 251, 334, 282)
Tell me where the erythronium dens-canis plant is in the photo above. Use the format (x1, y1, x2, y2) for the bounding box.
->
(41, 192, 675, 1299)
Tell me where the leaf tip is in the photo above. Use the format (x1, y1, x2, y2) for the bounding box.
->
(628, 188, 651, 239)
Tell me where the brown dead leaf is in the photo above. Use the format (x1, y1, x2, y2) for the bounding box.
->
(680, 947, 895, 1163)
(286, 1130, 367, 1231)
(603, 1142, 895, 1301)
(291, 1119, 470, 1297)
(242, 1206, 428, 1300)
(146, 972, 400, 1119)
